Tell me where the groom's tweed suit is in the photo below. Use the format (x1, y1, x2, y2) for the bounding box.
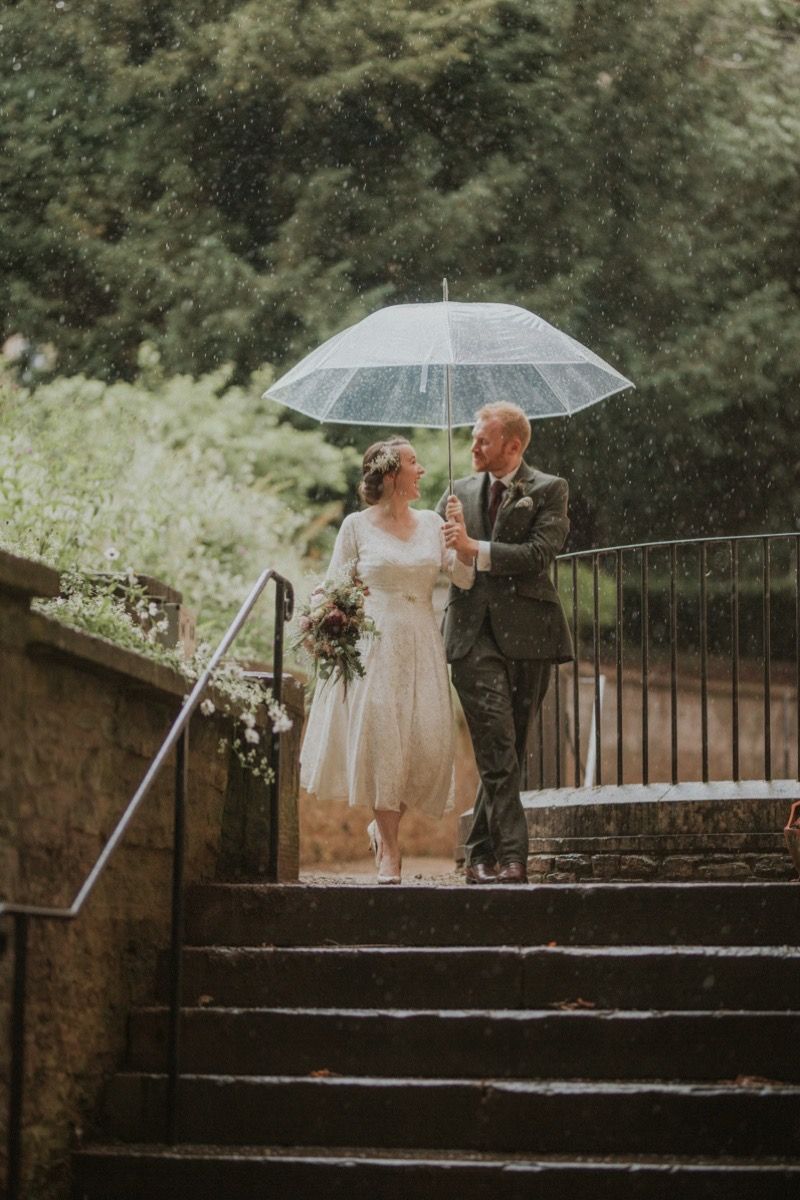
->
(437, 461, 573, 867)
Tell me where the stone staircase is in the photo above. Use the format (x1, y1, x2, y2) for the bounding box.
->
(73, 881, 800, 1197)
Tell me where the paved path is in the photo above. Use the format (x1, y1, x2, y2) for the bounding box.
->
(300, 856, 461, 886)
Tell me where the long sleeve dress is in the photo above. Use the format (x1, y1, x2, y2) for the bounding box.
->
(300, 507, 475, 817)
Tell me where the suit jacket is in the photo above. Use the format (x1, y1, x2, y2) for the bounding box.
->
(436, 461, 574, 663)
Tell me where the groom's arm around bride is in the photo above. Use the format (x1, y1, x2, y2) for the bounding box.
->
(436, 401, 574, 884)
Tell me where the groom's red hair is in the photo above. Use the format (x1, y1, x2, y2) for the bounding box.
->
(476, 402, 531, 453)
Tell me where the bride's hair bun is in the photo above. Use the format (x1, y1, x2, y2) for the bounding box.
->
(358, 437, 409, 506)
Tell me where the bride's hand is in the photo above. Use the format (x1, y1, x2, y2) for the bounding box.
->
(445, 495, 464, 525)
(444, 519, 477, 559)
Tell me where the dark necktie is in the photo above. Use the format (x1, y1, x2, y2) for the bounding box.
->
(488, 479, 506, 528)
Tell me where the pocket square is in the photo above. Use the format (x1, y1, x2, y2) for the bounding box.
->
(515, 495, 534, 509)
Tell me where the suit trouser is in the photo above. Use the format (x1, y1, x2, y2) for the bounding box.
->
(451, 618, 551, 867)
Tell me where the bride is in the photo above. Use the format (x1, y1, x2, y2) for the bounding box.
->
(300, 436, 475, 883)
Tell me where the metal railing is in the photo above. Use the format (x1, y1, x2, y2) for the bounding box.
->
(533, 532, 800, 790)
(1, 567, 294, 1200)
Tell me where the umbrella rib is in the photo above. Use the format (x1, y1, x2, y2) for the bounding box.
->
(441, 298, 456, 426)
(538, 368, 574, 416)
(316, 368, 357, 423)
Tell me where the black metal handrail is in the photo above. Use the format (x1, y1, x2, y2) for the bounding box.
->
(1, 566, 294, 1199)
(535, 531, 800, 792)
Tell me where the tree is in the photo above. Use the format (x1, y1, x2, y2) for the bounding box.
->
(2, 0, 798, 543)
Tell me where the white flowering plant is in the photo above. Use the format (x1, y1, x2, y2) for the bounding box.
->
(192, 654, 293, 782)
(293, 563, 378, 694)
(34, 570, 291, 781)
(36, 568, 171, 654)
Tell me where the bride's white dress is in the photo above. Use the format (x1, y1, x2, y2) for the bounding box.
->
(300, 507, 475, 816)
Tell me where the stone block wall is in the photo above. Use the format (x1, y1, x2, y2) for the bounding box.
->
(514, 780, 798, 882)
(0, 550, 302, 1198)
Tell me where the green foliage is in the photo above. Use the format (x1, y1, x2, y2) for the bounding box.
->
(0, 357, 359, 657)
(35, 566, 180, 658)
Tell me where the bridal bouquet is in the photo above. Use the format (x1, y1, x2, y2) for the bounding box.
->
(293, 563, 378, 693)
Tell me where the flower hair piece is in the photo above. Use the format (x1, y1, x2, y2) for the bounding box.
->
(370, 448, 401, 475)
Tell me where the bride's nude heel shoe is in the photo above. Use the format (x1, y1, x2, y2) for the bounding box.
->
(369, 820, 401, 884)
(377, 861, 402, 885)
(367, 820, 382, 867)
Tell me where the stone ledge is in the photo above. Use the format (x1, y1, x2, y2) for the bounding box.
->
(523, 780, 800, 809)
(0, 547, 60, 602)
(24, 610, 305, 718)
(25, 610, 188, 698)
(528, 832, 787, 854)
(456, 781, 800, 881)
(521, 780, 799, 840)
(528, 851, 795, 883)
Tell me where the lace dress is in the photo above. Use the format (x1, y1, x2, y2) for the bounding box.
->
(300, 508, 475, 816)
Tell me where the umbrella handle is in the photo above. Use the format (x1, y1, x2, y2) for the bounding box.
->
(443, 279, 454, 495)
(446, 364, 454, 496)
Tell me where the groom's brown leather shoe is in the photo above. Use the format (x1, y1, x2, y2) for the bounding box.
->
(464, 861, 497, 885)
(495, 861, 528, 884)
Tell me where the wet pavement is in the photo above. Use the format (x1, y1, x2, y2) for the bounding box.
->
(300, 856, 461, 886)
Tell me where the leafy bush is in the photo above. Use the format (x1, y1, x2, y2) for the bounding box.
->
(0, 355, 356, 660)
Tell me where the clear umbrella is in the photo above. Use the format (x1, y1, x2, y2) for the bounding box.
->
(265, 280, 634, 490)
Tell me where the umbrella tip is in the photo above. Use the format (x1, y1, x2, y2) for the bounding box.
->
(442, 277, 449, 302)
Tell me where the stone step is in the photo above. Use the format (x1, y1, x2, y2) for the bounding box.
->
(166, 944, 800, 1011)
(127, 1007, 800, 1082)
(520, 781, 799, 839)
(72, 1144, 800, 1200)
(509, 781, 800, 883)
(185, 882, 799, 947)
(103, 1074, 800, 1157)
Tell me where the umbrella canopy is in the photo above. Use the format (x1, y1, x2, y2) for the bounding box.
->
(265, 300, 634, 428)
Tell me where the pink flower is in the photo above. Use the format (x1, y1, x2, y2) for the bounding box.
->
(322, 606, 348, 636)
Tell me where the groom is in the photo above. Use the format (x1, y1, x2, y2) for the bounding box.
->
(438, 401, 574, 884)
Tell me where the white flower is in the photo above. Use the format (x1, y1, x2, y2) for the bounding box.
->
(148, 601, 159, 616)
(272, 712, 293, 734)
(104, 546, 120, 561)
(370, 448, 401, 474)
(3, 334, 30, 362)
(241, 710, 256, 728)
(200, 699, 215, 716)
(244, 727, 260, 745)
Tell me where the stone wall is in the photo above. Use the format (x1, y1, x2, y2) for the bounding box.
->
(456, 779, 799, 882)
(0, 550, 303, 1198)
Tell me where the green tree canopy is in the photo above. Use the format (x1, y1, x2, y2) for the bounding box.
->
(2, 0, 798, 544)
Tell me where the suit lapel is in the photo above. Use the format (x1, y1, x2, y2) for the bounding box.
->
(460, 473, 491, 539)
(462, 463, 536, 538)
(494, 461, 536, 534)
